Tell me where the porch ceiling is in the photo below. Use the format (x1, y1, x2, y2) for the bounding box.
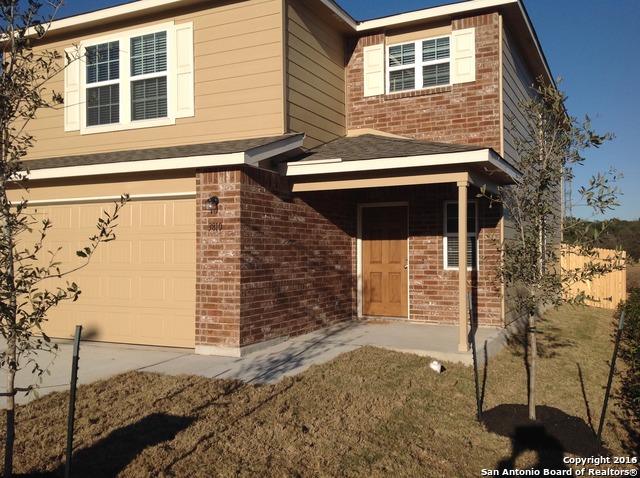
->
(281, 134, 521, 192)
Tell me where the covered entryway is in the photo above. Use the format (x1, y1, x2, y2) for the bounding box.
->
(30, 196, 196, 347)
(284, 132, 521, 352)
(361, 204, 408, 317)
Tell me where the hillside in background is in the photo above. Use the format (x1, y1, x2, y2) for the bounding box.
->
(564, 218, 640, 261)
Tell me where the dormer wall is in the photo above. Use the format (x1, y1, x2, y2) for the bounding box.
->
(346, 13, 502, 153)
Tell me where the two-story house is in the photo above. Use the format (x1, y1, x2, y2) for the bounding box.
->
(15, 0, 552, 356)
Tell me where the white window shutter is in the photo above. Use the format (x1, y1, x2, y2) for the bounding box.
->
(451, 28, 476, 84)
(174, 22, 194, 118)
(363, 44, 384, 97)
(64, 47, 81, 132)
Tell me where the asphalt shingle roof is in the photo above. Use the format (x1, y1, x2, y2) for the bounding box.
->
(298, 134, 485, 162)
(24, 134, 301, 171)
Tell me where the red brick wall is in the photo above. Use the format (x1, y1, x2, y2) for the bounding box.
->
(346, 13, 502, 151)
(196, 168, 503, 351)
(195, 168, 243, 348)
(196, 167, 355, 349)
(239, 168, 355, 346)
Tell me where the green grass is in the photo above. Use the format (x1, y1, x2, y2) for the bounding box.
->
(1, 305, 637, 477)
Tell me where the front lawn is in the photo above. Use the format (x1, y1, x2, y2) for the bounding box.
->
(2, 305, 637, 477)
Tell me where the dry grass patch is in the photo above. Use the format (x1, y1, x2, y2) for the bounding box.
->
(1, 306, 637, 477)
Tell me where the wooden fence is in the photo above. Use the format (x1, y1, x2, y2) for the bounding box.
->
(561, 246, 627, 310)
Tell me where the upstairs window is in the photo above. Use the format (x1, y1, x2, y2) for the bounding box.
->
(444, 201, 477, 270)
(388, 36, 450, 93)
(64, 22, 194, 134)
(130, 32, 168, 121)
(86, 41, 120, 126)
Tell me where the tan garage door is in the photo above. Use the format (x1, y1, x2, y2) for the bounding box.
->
(31, 197, 196, 348)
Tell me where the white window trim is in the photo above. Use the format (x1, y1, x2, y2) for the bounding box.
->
(72, 21, 190, 135)
(443, 200, 478, 271)
(360, 28, 474, 97)
(386, 35, 451, 94)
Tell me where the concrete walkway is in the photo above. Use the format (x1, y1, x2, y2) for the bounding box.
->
(1, 320, 508, 405)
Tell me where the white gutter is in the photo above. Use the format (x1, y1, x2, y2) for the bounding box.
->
(356, 0, 517, 31)
(47, 0, 186, 34)
(26, 134, 305, 180)
(282, 148, 521, 181)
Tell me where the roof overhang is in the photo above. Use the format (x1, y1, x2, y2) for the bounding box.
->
(282, 147, 521, 193)
(24, 133, 305, 181)
(39, 0, 551, 86)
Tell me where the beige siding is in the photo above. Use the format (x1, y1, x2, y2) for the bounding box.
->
(24, 0, 285, 160)
(502, 26, 535, 166)
(286, 0, 346, 149)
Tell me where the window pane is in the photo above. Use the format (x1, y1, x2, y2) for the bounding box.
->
(389, 69, 415, 92)
(445, 202, 476, 234)
(131, 77, 168, 120)
(447, 237, 476, 268)
(436, 37, 450, 60)
(86, 41, 119, 84)
(389, 43, 415, 67)
(422, 37, 450, 62)
(87, 85, 119, 126)
(131, 31, 167, 77)
(423, 63, 450, 87)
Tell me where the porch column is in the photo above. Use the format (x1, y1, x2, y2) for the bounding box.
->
(458, 181, 469, 352)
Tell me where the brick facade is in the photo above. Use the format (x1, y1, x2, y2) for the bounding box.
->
(346, 13, 502, 151)
(196, 166, 503, 353)
(195, 11, 508, 353)
(196, 167, 355, 351)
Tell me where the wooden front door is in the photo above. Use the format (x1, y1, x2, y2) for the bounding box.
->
(362, 205, 408, 317)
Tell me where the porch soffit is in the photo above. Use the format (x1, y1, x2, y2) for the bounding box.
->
(22, 134, 305, 181)
(282, 134, 521, 192)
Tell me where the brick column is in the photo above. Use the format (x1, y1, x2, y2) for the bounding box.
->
(195, 168, 243, 356)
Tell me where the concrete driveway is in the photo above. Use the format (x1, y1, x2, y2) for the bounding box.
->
(1, 320, 506, 405)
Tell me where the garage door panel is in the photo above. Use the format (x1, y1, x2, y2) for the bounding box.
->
(35, 197, 195, 348)
(78, 205, 104, 228)
(108, 276, 132, 300)
(108, 240, 133, 264)
(106, 311, 133, 337)
(174, 239, 195, 264)
(49, 208, 72, 228)
(140, 202, 167, 227)
(140, 240, 166, 264)
(139, 314, 166, 340)
(77, 275, 103, 300)
(140, 277, 167, 301)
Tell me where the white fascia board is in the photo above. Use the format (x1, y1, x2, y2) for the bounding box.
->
(317, 0, 358, 30)
(244, 134, 305, 165)
(487, 150, 522, 181)
(356, 0, 517, 31)
(27, 152, 246, 180)
(25, 192, 196, 206)
(26, 134, 305, 180)
(283, 149, 496, 176)
(46, 0, 185, 34)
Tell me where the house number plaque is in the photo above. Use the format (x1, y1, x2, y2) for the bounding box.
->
(208, 221, 223, 232)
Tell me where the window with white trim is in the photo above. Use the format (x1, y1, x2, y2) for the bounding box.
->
(387, 36, 451, 93)
(86, 41, 120, 126)
(444, 201, 477, 270)
(64, 22, 194, 134)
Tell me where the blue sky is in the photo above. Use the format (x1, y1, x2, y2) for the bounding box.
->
(56, 0, 640, 220)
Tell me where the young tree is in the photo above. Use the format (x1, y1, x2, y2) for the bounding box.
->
(0, 2, 128, 476)
(483, 78, 622, 420)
